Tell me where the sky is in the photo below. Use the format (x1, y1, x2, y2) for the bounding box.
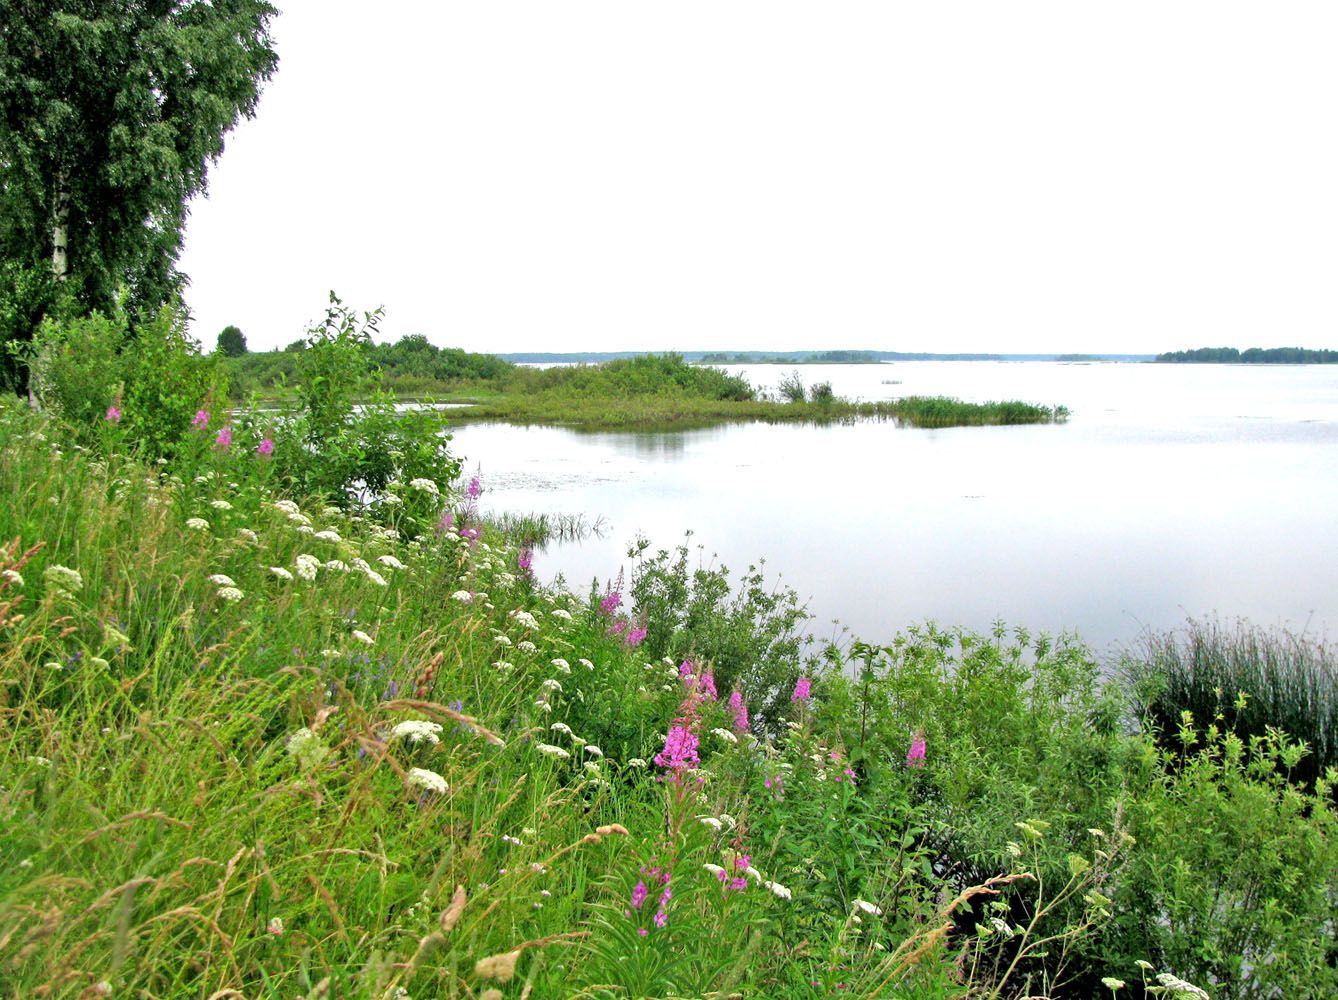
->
(177, 1, 1338, 356)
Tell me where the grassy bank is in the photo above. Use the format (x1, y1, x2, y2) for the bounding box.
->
(2, 391, 1335, 999)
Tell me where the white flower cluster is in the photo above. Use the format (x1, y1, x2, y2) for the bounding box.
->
(510, 610, 539, 630)
(313, 529, 342, 543)
(185, 517, 209, 532)
(391, 720, 444, 745)
(271, 500, 300, 515)
(408, 478, 440, 495)
(237, 528, 259, 543)
(710, 728, 739, 744)
(210, 499, 232, 511)
(270, 566, 294, 580)
(208, 573, 236, 587)
(550, 608, 572, 621)
(536, 743, 570, 759)
(377, 554, 406, 570)
(452, 590, 474, 603)
(550, 658, 571, 674)
(2, 569, 23, 587)
(351, 629, 374, 646)
(216, 586, 244, 603)
(406, 767, 447, 794)
(295, 554, 320, 581)
(325, 559, 350, 573)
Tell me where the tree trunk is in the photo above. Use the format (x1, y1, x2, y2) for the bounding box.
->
(31, 175, 71, 409)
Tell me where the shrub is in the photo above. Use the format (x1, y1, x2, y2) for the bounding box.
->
(777, 370, 806, 403)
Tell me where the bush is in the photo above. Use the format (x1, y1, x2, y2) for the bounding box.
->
(777, 370, 806, 403)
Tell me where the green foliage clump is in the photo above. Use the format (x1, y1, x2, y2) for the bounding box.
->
(1124, 617, 1338, 792)
(627, 533, 813, 729)
(217, 325, 247, 357)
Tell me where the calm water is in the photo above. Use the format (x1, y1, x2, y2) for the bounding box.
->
(447, 362, 1338, 657)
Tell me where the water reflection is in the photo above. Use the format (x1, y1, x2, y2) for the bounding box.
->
(448, 362, 1338, 654)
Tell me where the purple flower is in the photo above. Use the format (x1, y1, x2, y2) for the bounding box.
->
(105, 405, 122, 423)
(257, 437, 274, 456)
(791, 677, 812, 703)
(654, 723, 700, 771)
(467, 476, 481, 499)
(728, 690, 749, 734)
(624, 625, 647, 647)
(907, 731, 927, 769)
(599, 590, 622, 615)
(215, 425, 233, 452)
(654, 910, 667, 928)
(630, 881, 648, 909)
(436, 511, 454, 534)
(518, 548, 533, 575)
(192, 409, 210, 430)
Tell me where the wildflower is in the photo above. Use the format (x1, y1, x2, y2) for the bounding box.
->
(378, 554, 406, 570)
(294, 554, 320, 580)
(380, 493, 403, 506)
(516, 640, 537, 653)
(1, 569, 23, 587)
(313, 530, 342, 543)
(510, 610, 538, 629)
(363, 569, 388, 587)
(295, 524, 315, 535)
(208, 574, 236, 587)
(406, 767, 448, 794)
(351, 629, 374, 645)
(654, 723, 700, 771)
(493, 634, 512, 646)
(192, 409, 210, 429)
(271, 499, 299, 515)
(529, 862, 546, 873)
(700, 816, 723, 831)
(624, 625, 647, 647)
(551, 608, 572, 621)
(267, 916, 284, 936)
(391, 720, 444, 745)
(627, 758, 647, 768)
(599, 590, 622, 614)
(325, 559, 350, 572)
(493, 661, 514, 671)
(765, 880, 792, 900)
(452, 590, 473, 603)
(539, 679, 563, 693)
(238, 528, 259, 543)
(728, 690, 749, 734)
(270, 566, 294, 580)
(583, 744, 604, 757)
(288, 511, 312, 526)
(215, 425, 233, 452)
(907, 729, 927, 769)
(217, 586, 243, 602)
(1101, 978, 1125, 991)
(409, 477, 440, 494)
(536, 743, 570, 760)
(185, 517, 209, 531)
(466, 476, 481, 499)
(550, 657, 571, 673)
(285, 727, 329, 769)
(703, 863, 726, 877)
(852, 899, 883, 916)
(517, 548, 533, 575)
(549, 722, 573, 736)
(792, 677, 812, 703)
(502, 834, 522, 846)
(1155, 974, 1209, 1000)
(710, 727, 738, 744)
(257, 437, 274, 456)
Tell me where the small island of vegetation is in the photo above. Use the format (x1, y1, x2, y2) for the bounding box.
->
(1156, 346, 1338, 364)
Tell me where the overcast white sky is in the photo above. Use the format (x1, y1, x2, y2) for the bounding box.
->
(177, 1, 1338, 356)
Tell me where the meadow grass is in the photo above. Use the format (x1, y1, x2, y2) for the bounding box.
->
(1, 393, 1330, 1000)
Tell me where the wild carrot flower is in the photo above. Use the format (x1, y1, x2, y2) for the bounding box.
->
(391, 720, 443, 745)
(257, 437, 274, 456)
(378, 554, 406, 570)
(536, 743, 570, 759)
(210, 499, 232, 510)
(406, 767, 448, 794)
(294, 554, 320, 580)
(351, 629, 374, 645)
(363, 569, 388, 587)
(217, 586, 243, 602)
(270, 566, 293, 580)
(791, 677, 812, 703)
(208, 573, 236, 587)
(313, 530, 341, 543)
(105, 405, 121, 422)
(215, 425, 232, 452)
(42, 564, 83, 596)
(409, 477, 439, 494)
(907, 729, 927, 769)
(185, 517, 209, 531)
(238, 527, 259, 544)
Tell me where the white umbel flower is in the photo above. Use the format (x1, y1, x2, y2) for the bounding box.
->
(408, 478, 439, 494)
(406, 767, 448, 794)
(550, 658, 571, 674)
(210, 499, 232, 511)
(765, 881, 793, 900)
(710, 728, 739, 744)
(510, 610, 539, 629)
(216, 586, 244, 602)
(452, 590, 474, 603)
(294, 554, 320, 581)
(325, 559, 350, 572)
(852, 899, 883, 916)
(237, 528, 259, 543)
(270, 566, 294, 580)
(516, 640, 537, 653)
(363, 569, 388, 587)
(391, 720, 444, 745)
(1, 569, 23, 587)
(536, 743, 570, 759)
(271, 500, 300, 515)
(208, 574, 236, 587)
(313, 530, 342, 543)
(377, 554, 406, 570)
(185, 517, 209, 531)
(550, 608, 572, 621)
(351, 629, 374, 645)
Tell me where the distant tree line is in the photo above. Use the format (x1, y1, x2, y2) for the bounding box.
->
(697, 349, 882, 364)
(1156, 347, 1338, 364)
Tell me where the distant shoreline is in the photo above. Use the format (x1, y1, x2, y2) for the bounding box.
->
(496, 351, 1157, 365)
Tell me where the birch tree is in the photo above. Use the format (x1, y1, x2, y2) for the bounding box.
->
(0, 1, 278, 387)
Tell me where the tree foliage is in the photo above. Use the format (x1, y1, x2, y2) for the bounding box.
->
(217, 324, 246, 357)
(0, 0, 279, 387)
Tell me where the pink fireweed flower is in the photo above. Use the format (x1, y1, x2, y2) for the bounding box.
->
(436, 511, 454, 534)
(518, 548, 533, 576)
(907, 730, 927, 769)
(192, 409, 210, 429)
(728, 690, 749, 734)
(257, 437, 274, 456)
(105, 405, 122, 423)
(624, 624, 647, 647)
(654, 723, 700, 771)
(215, 425, 233, 452)
(467, 476, 481, 499)
(791, 677, 812, 703)
(599, 589, 622, 615)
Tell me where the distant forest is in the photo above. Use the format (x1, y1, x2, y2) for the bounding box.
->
(1156, 347, 1338, 364)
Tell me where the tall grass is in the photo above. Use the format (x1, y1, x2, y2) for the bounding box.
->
(1123, 617, 1338, 790)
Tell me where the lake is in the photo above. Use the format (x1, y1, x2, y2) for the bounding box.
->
(447, 362, 1338, 658)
